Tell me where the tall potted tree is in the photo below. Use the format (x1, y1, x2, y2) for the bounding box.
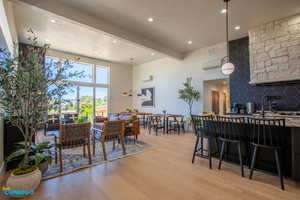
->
(178, 78, 200, 116)
(0, 30, 79, 191)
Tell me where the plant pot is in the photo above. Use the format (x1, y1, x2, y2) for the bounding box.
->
(38, 160, 49, 174)
(6, 167, 42, 191)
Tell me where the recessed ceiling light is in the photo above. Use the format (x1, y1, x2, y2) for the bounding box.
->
(50, 19, 56, 23)
(235, 25, 241, 30)
(148, 17, 154, 22)
(112, 39, 117, 44)
(188, 40, 192, 45)
(45, 39, 49, 42)
(151, 52, 155, 56)
(220, 9, 227, 14)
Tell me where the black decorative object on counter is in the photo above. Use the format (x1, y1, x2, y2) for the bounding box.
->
(229, 37, 300, 111)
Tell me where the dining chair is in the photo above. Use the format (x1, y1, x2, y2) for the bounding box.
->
(124, 120, 140, 143)
(148, 115, 164, 135)
(55, 122, 92, 172)
(217, 116, 246, 177)
(166, 115, 184, 134)
(248, 117, 286, 190)
(97, 120, 127, 161)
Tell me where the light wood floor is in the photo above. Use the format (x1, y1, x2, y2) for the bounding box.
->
(4, 129, 300, 200)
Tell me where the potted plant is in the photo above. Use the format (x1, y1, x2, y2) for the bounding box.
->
(6, 141, 54, 175)
(178, 78, 200, 116)
(126, 108, 133, 113)
(0, 30, 81, 191)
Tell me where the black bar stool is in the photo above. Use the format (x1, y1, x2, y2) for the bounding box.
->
(217, 116, 246, 177)
(191, 115, 219, 169)
(248, 118, 286, 190)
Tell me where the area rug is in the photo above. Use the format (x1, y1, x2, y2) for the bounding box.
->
(38, 135, 153, 180)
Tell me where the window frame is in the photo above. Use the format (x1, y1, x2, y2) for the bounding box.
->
(45, 56, 110, 119)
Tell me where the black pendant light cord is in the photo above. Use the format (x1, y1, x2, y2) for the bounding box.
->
(226, 0, 229, 59)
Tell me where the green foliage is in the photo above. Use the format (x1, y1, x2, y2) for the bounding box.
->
(0, 29, 81, 168)
(126, 108, 132, 113)
(178, 79, 200, 116)
(6, 141, 54, 168)
(75, 116, 88, 124)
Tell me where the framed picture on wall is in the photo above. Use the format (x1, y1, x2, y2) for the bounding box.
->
(140, 87, 155, 107)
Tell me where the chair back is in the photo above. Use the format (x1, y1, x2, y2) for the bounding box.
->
(63, 113, 78, 124)
(151, 115, 163, 125)
(217, 116, 245, 141)
(102, 120, 125, 140)
(248, 118, 285, 147)
(108, 113, 119, 121)
(191, 115, 213, 136)
(132, 120, 140, 135)
(59, 122, 91, 148)
(48, 114, 60, 124)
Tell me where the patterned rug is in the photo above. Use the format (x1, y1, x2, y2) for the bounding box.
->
(37, 133, 153, 180)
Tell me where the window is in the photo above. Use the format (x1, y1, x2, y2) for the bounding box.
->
(46, 56, 109, 121)
(96, 66, 108, 84)
(95, 88, 108, 117)
(45, 57, 59, 79)
(79, 86, 93, 122)
(64, 61, 93, 83)
(61, 86, 77, 115)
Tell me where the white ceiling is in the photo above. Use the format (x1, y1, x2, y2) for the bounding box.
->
(55, 0, 300, 53)
(13, 0, 300, 64)
(13, 2, 165, 65)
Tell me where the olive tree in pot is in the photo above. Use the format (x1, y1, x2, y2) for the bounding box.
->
(0, 30, 79, 191)
(178, 78, 200, 117)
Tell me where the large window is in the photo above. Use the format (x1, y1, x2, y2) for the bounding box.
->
(46, 57, 109, 121)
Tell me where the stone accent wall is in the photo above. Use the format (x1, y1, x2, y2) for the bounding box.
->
(249, 14, 300, 84)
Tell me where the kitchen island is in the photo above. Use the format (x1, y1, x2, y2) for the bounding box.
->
(222, 113, 300, 181)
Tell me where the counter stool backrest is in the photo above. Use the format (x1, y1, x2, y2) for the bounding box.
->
(217, 116, 245, 141)
(248, 118, 285, 147)
(191, 115, 213, 136)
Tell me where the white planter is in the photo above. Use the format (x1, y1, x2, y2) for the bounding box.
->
(6, 167, 42, 191)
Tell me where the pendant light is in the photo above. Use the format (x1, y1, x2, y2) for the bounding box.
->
(221, 0, 235, 75)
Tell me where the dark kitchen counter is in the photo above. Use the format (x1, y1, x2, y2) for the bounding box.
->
(221, 112, 300, 181)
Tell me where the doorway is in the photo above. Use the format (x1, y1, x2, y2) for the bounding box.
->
(203, 78, 230, 115)
(211, 91, 220, 114)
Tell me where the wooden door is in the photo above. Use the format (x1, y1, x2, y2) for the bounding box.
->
(211, 91, 220, 114)
(223, 92, 227, 114)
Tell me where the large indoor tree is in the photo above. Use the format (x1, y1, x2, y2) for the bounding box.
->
(178, 78, 200, 117)
(0, 30, 80, 171)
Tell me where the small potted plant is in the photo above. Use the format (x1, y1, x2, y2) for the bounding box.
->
(6, 142, 54, 175)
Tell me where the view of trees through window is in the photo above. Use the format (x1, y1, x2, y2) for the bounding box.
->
(46, 57, 109, 122)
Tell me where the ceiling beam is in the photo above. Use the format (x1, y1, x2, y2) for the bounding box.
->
(16, 0, 184, 60)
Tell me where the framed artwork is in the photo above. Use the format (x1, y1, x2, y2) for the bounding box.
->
(140, 87, 155, 107)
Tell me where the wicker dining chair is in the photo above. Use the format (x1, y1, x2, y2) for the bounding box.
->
(55, 122, 92, 172)
(97, 120, 127, 161)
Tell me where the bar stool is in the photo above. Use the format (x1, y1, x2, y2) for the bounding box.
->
(191, 115, 219, 169)
(248, 118, 286, 190)
(217, 116, 246, 177)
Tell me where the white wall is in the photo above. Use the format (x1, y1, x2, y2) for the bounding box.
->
(0, 0, 18, 53)
(132, 42, 228, 117)
(46, 49, 133, 113)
